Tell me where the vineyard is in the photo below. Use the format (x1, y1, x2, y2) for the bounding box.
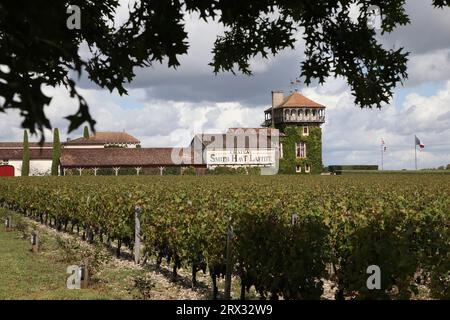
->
(0, 174, 449, 299)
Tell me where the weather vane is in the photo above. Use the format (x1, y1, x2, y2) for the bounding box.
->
(289, 77, 302, 92)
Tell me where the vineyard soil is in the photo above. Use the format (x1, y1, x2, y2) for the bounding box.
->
(0, 210, 260, 299)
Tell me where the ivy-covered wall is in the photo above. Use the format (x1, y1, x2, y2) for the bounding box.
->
(277, 125, 323, 174)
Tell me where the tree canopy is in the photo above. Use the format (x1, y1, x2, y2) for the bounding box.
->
(1, 0, 449, 139)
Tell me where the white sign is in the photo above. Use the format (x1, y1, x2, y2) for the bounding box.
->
(206, 149, 276, 165)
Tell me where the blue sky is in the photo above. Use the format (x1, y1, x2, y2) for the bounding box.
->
(393, 82, 443, 107)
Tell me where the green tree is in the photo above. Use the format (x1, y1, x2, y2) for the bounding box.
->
(21, 130, 29, 176)
(83, 126, 90, 139)
(51, 128, 61, 176)
(1, 1, 449, 138)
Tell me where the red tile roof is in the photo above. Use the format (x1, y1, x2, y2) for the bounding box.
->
(227, 128, 284, 136)
(265, 92, 325, 112)
(0, 142, 53, 149)
(227, 128, 273, 132)
(192, 133, 279, 149)
(0, 149, 53, 160)
(65, 132, 140, 145)
(60, 148, 201, 168)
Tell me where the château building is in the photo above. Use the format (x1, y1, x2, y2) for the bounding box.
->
(263, 90, 326, 174)
(0, 90, 326, 176)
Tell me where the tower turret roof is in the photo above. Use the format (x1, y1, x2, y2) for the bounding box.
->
(265, 91, 325, 112)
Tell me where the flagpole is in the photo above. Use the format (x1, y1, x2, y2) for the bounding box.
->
(381, 143, 384, 171)
(414, 137, 417, 170)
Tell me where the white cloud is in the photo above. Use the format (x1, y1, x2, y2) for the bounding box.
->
(2, 1, 450, 171)
(319, 80, 450, 169)
(0, 85, 263, 148)
(406, 49, 450, 86)
(2, 75, 449, 170)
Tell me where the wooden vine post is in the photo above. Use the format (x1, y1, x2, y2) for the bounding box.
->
(291, 213, 298, 226)
(80, 259, 90, 289)
(4, 216, 11, 231)
(224, 221, 233, 300)
(86, 226, 94, 244)
(134, 206, 142, 265)
(31, 230, 39, 253)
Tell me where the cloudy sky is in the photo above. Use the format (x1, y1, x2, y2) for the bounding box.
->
(1, 0, 449, 169)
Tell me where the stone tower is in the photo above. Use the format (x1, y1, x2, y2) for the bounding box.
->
(262, 90, 326, 174)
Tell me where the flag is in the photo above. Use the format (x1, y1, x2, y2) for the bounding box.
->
(415, 135, 425, 149)
(381, 138, 386, 152)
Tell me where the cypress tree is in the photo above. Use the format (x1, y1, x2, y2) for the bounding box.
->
(21, 130, 30, 176)
(83, 126, 90, 138)
(51, 128, 61, 176)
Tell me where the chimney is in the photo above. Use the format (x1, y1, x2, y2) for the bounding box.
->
(271, 90, 284, 108)
(271, 90, 284, 127)
(66, 138, 71, 142)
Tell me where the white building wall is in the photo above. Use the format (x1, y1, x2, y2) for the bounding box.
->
(104, 143, 138, 148)
(8, 160, 52, 176)
(63, 144, 137, 149)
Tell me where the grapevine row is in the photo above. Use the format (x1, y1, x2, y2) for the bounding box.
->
(0, 175, 448, 299)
